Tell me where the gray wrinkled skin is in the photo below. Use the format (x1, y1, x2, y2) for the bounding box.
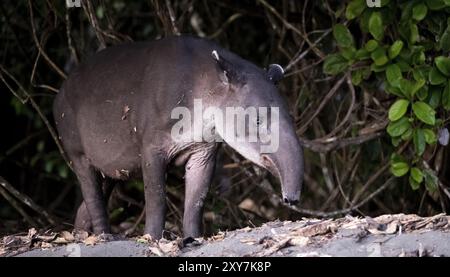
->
(53, 35, 304, 239)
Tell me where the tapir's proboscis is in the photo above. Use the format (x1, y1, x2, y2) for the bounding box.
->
(53, 35, 304, 239)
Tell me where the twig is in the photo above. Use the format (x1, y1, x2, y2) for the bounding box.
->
(299, 132, 383, 153)
(82, 0, 106, 49)
(286, 177, 396, 217)
(298, 74, 347, 134)
(165, 0, 180, 35)
(125, 208, 145, 236)
(0, 64, 72, 170)
(28, 0, 67, 79)
(322, 74, 357, 138)
(0, 176, 57, 225)
(0, 184, 38, 226)
(207, 13, 243, 39)
(30, 52, 59, 93)
(257, 0, 325, 59)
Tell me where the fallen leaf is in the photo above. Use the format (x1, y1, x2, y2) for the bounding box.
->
(367, 220, 398, 235)
(40, 242, 53, 248)
(27, 228, 37, 238)
(53, 237, 69, 244)
(158, 240, 179, 255)
(37, 234, 57, 242)
(83, 236, 98, 246)
(148, 246, 163, 256)
(211, 232, 226, 241)
(240, 227, 252, 232)
(60, 231, 75, 242)
(291, 220, 335, 237)
(290, 236, 309, 247)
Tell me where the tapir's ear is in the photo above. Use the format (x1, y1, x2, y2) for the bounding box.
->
(267, 64, 284, 83)
(211, 50, 245, 85)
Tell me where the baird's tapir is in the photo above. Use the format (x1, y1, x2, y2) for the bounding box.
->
(53, 35, 304, 239)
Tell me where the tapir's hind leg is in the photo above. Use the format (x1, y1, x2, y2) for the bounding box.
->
(71, 156, 110, 234)
(74, 179, 116, 232)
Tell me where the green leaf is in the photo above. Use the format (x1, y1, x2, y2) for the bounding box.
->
(346, 0, 366, 20)
(387, 117, 412, 137)
(351, 70, 363, 86)
(369, 12, 383, 41)
(388, 99, 409, 121)
(390, 153, 406, 163)
(424, 169, 438, 192)
(426, 0, 446, 10)
(409, 23, 419, 44)
(399, 79, 414, 99)
(440, 25, 450, 51)
(413, 128, 426, 155)
(417, 87, 429, 101)
(323, 54, 349, 75)
(410, 167, 424, 183)
(371, 63, 388, 72)
(428, 86, 442, 108)
(390, 161, 410, 177)
(412, 79, 426, 97)
(412, 4, 428, 21)
(365, 40, 379, 52)
(428, 67, 447, 85)
(388, 40, 404, 59)
(412, 101, 436, 125)
(442, 81, 450, 110)
(333, 24, 355, 48)
(401, 127, 413, 141)
(409, 176, 421, 190)
(413, 68, 428, 82)
(423, 129, 437, 145)
(355, 49, 370, 60)
(386, 64, 402, 86)
(341, 47, 356, 61)
(435, 56, 450, 76)
(371, 47, 389, 66)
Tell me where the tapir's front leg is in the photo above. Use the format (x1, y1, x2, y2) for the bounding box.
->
(142, 150, 167, 239)
(183, 146, 218, 238)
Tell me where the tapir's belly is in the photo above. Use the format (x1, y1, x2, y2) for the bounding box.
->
(77, 103, 141, 179)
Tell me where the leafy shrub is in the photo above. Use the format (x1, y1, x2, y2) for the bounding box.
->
(324, 0, 450, 192)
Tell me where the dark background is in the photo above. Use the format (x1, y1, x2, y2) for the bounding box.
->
(0, 0, 447, 237)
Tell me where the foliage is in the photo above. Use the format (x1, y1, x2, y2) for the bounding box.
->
(324, 0, 450, 192)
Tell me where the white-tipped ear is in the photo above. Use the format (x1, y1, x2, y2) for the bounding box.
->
(212, 50, 220, 61)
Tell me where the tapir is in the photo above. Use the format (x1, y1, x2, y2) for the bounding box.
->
(53, 35, 304, 239)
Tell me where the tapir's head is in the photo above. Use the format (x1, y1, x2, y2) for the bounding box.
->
(210, 50, 304, 205)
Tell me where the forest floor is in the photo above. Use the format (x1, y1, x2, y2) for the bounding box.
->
(2, 213, 450, 257)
